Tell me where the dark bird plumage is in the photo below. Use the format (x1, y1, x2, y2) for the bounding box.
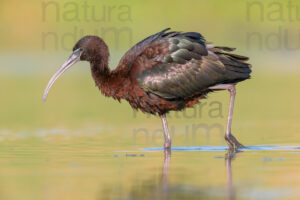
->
(43, 28, 252, 150)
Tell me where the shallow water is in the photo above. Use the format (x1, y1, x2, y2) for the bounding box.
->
(0, 134, 299, 200)
(145, 145, 300, 151)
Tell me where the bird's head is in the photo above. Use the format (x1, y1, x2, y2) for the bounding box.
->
(43, 36, 108, 102)
(72, 36, 108, 61)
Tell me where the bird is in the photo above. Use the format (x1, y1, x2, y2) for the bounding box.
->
(43, 28, 252, 150)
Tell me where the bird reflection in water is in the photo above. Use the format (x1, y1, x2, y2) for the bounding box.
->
(162, 149, 171, 200)
(100, 148, 242, 200)
(161, 148, 242, 200)
(225, 149, 241, 200)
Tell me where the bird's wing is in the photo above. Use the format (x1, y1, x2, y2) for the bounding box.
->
(118, 28, 171, 71)
(136, 32, 251, 99)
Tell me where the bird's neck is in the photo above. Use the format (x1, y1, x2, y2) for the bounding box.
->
(90, 58, 129, 100)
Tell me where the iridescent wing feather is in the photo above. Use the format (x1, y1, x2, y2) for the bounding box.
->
(135, 30, 251, 99)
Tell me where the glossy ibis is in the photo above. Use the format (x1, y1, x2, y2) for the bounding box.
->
(43, 28, 251, 150)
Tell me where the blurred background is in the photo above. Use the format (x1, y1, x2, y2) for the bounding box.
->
(0, 0, 300, 199)
(1, 0, 300, 128)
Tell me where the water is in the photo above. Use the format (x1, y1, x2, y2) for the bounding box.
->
(145, 145, 300, 151)
(0, 135, 299, 200)
(142, 146, 300, 200)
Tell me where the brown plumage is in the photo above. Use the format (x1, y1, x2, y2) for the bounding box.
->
(43, 28, 252, 150)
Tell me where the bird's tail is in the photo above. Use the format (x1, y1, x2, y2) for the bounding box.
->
(211, 46, 252, 83)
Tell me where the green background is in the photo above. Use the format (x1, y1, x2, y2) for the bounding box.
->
(0, 0, 300, 199)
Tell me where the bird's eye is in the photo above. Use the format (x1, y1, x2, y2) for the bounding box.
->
(72, 48, 82, 55)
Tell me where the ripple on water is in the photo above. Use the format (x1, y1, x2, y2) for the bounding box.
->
(143, 145, 300, 152)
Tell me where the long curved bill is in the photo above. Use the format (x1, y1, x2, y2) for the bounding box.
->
(43, 48, 83, 102)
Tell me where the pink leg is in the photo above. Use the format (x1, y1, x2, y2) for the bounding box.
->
(160, 114, 171, 149)
(209, 84, 244, 149)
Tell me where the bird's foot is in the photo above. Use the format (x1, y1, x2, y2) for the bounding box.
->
(225, 133, 245, 150)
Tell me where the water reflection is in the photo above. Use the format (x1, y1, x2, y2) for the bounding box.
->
(162, 149, 171, 200)
(126, 149, 212, 200)
(225, 149, 242, 200)
(157, 149, 243, 200)
(106, 149, 242, 200)
(100, 144, 300, 199)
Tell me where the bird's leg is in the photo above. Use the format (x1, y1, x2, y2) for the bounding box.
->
(160, 114, 171, 149)
(209, 84, 245, 149)
(225, 85, 245, 149)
